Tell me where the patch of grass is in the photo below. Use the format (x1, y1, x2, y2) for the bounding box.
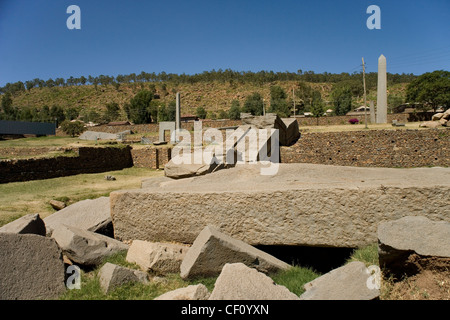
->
(271, 266, 321, 296)
(0, 167, 163, 226)
(347, 243, 379, 267)
(60, 251, 218, 300)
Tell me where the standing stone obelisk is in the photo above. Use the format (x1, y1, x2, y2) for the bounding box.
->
(175, 92, 181, 130)
(376, 54, 387, 124)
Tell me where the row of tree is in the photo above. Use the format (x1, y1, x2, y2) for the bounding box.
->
(0, 69, 417, 96)
(2, 71, 448, 125)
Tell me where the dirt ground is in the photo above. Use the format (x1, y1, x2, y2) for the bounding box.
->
(384, 255, 450, 300)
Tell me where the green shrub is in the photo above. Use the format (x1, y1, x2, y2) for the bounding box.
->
(60, 120, 86, 137)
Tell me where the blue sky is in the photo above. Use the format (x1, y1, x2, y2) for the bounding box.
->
(0, 0, 449, 86)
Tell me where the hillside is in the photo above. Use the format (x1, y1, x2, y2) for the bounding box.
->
(8, 80, 409, 120)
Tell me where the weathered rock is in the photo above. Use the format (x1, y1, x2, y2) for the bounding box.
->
(180, 225, 290, 279)
(209, 263, 300, 300)
(126, 240, 189, 275)
(378, 216, 450, 277)
(164, 156, 218, 179)
(154, 284, 210, 300)
(432, 113, 444, 121)
(110, 163, 450, 248)
(79, 131, 118, 141)
(300, 261, 380, 300)
(51, 224, 128, 267)
(240, 113, 300, 146)
(419, 121, 441, 128)
(0, 213, 46, 236)
(98, 262, 148, 294)
(0, 233, 66, 300)
(44, 197, 112, 236)
(49, 199, 66, 210)
(443, 109, 450, 120)
(439, 118, 448, 126)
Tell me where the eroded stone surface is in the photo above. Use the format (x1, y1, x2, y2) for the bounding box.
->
(111, 163, 450, 247)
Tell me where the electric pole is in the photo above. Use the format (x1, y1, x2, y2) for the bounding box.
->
(362, 57, 368, 129)
(293, 88, 296, 118)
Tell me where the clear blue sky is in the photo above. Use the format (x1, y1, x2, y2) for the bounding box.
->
(0, 0, 449, 86)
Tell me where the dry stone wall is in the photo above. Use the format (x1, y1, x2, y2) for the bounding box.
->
(0, 146, 133, 183)
(281, 128, 450, 168)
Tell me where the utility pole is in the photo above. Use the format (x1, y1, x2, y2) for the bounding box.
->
(362, 57, 368, 129)
(293, 88, 296, 118)
(262, 98, 265, 116)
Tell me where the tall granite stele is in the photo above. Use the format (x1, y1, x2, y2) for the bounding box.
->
(376, 54, 388, 124)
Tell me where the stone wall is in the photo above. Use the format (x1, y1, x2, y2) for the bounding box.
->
(281, 128, 450, 168)
(294, 113, 410, 126)
(0, 146, 133, 184)
(131, 147, 171, 169)
(57, 113, 411, 137)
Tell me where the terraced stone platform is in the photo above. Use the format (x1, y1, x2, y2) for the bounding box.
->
(110, 163, 450, 248)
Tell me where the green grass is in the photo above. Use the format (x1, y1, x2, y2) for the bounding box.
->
(347, 243, 379, 267)
(60, 251, 218, 300)
(271, 266, 321, 296)
(0, 167, 163, 226)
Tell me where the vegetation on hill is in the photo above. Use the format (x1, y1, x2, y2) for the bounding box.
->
(0, 69, 422, 124)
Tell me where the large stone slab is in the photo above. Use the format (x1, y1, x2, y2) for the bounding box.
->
(240, 113, 300, 146)
(378, 216, 450, 277)
(300, 261, 380, 300)
(0, 213, 46, 236)
(180, 225, 290, 279)
(44, 197, 112, 236)
(208, 263, 299, 300)
(0, 233, 66, 300)
(51, 224, 129, 267)
(154, 284, 210, 300)
(98, 262, 148, 294)
(79, 131, 118, 141)
(126, 240, 189, 275)
(110, 163, 450, 247)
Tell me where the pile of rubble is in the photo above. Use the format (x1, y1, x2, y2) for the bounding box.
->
(0, 195, 448, 300)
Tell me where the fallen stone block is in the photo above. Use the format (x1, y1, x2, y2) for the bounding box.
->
(419, 121, 441, 128)
(51, 224, 129, 267)
(432, 113, 444, 121)
(126, 240, 189, 275)
(49, 199, 66, 211)
(44, 197, 112, 236)
(154, 284, 210, 300)
(300, 261, 380, 300)
(0, 213, 46, 236)
(378, 216, 450, 277)
(208, 263, 300, 300)
(0, 233, 66, 300)
(180, 225, 290, 279)
(110, 163, 450, 248)
(79, 131, 118, 141)
(240, 113, 299, 146)
(98, 262, 148, 294)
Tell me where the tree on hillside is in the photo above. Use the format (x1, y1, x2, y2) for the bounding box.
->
(310, 91, 325, 125)
(1, 92, 14, 119)
(49, 105, 66, 124)
(269, 85, 290, 117)
(406, 70, 450, 112)
(124, 89, 153, 124)
(60, 120, 86, 137)
(330, 85, 353, 116)
(228, 100, 241, 120)
(103, 102, 120, 123)
(243, 92, 264, 116)
(196, 106, 207, 119)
